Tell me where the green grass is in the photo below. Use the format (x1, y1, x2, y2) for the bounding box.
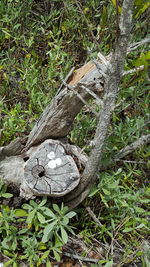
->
(0, 0, 150, 266)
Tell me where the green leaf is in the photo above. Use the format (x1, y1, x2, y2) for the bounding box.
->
(135, 51, 150, 67)
(26, 210, 36, 224)
(39, 197, 47, 207)
(41, 250, 50, 261)
(123, 227, 133, 233)
(53, 204, 60, 213)
(88, 187, 99, 197)
(42, 221, 57, 243)
(37, 212, 46, 224)
(53, 250, 61, 262)
(136, 223, 146, 229)
(110, 0, 122, 13)
(134, 206, 146, 214)
(102, 188, 110, 195)
(60, 226, 68, 243)
(4, 250, 14, 257)
(30, 200, 38, 208)
(13, 262, 18, 267)
(135, 1, 150, 18)
(2, 193, 13, 198)
(15, 209, 28, 217)
(104, 260, 113, 267)
(46, 261, 52, 267)
(43, 208, 56, 218)
(66, 211, 76, 219)
(140, 199, 150, 204)
(18, 228, 29, 234)
(22, 203, 32, 211)
(4, 259, 13, 266)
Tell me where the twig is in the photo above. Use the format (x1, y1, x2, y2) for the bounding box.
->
(114, 134, 150, 160)
(93, 59, 107, 78)
(114, 159, 147, 164)
(122, 65, 144, 76)
(86, 206, 103, 227)
(62, 80, 99, 117)
(63, 252, 99, 263)
(107, 217, 130, 258)
(56, 67, 75, 95)
(80, 84, 104, 106)
(97, 52, 109, 66)
(128, 37, 150, 53)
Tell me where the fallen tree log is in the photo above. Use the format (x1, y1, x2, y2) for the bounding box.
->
(1, 61, 102, 200)
(1, 0, 143, 209)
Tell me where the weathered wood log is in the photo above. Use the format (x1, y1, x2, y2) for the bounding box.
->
(0, 139, 88, 199)
(24, 139, 80, 197)
(25, 61, 105, 150)
(0, 60, 105, 201)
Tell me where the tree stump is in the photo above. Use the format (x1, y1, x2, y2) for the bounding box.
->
(23, 139, 80, 197)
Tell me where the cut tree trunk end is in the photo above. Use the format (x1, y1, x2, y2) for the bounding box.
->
(0, 139, 88, 200)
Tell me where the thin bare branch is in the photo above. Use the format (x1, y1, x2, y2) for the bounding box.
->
(65, 0, 134, 208)
(97, 52, 109, 66)
(56, 67, 75, 95)
(114, 134, 150, 160)
(86, 207, 103, 227)
(63, 252, 99, 263)
(80, 84, 104, 106)
(62, 80, 99, 117)
(114, 160, 147, 164)
(93, 59, 107, 78)
(122, 65, 144, 76)
(128, 37, 150, 52)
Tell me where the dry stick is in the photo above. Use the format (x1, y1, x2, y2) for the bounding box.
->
(128, 37, 150, 52)
(122, 65, 144, 76)
(86, 207, 103, 227)
(63, 252, 99, 264)
(56, 67, 75, 95)
(115, 160, 147, 164)
(65, 0, 134, 209)
(80, 84, 104, 106)
(61, 80, 99, 117)
(114, 134, 150, 161)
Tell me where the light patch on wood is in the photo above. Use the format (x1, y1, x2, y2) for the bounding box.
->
(69, 62, 95, 86)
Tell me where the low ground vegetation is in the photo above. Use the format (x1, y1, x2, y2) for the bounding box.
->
(0, 0, 149, 266)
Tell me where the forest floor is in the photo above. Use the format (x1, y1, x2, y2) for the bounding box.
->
(0, 0, 150, 266)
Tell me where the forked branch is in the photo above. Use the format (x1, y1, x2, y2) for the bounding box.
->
(65, 0, 134, 209)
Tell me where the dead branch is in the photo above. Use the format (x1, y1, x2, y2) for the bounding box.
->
(25, 61, 104, 150)
(65, 0, 134, 208)
(122, 65, 144, 76)
(114, 134, 150, 160)
(128, 37, 150, 52)
(86, 207, 103, 227)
